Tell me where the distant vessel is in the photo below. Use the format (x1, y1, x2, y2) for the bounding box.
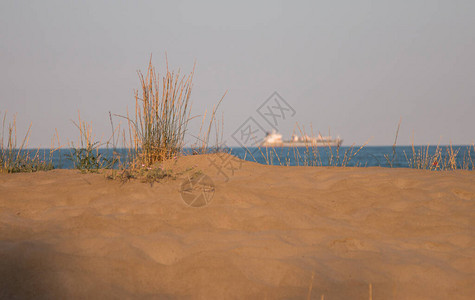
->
(260, 130, 343, 147)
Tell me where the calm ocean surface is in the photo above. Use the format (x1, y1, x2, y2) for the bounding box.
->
(26, 145, 475, 170)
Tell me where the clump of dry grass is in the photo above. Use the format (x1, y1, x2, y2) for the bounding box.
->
(381, 121, 474, 170)
(461, 144, 475, 170)
(0, 111, 55, 173)
(105, 55, 199, 182)
(404, 142, 473, 170)
(125, 56, 194, 167)
(374, 119, 474, 170)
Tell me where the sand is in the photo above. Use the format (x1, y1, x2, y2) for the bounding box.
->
(0, 154, 474, 299)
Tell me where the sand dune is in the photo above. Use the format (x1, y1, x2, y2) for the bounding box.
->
(1, 154, 474, 299)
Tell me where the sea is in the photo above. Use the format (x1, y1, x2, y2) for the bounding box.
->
(22, 145, 475, 170)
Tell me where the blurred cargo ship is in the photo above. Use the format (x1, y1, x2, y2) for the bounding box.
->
(260, 130, 343, 147)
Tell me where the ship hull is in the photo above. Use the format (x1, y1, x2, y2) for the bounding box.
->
(260, 140, 343, 147)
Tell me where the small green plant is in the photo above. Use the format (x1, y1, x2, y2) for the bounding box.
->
(106, 169, 136, 183)
(106, 160, 202, 186)
(67, 112, 117, 172)
(107, 165, 179, 185)
(141, 167, 175, 183)
(67, 146, 114, 172)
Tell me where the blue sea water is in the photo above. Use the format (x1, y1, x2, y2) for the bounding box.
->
(18, 145, 475, 170)
(229, 145, 474, 169)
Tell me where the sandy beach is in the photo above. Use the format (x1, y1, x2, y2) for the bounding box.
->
(1, 154, 474, 299)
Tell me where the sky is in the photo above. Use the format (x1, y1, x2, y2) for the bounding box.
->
(1, 0, 474, 147)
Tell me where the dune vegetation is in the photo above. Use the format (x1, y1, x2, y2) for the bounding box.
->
(1, 58, 474, 175)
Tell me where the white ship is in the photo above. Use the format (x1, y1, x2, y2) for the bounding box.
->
(260, 130, 343, 147)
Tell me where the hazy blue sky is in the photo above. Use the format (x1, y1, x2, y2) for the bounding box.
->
(1, 0, 474, 147)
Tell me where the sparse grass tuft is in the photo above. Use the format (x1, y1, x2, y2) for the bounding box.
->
(379, 119, 474, 171)
(0, 111, 55, 173)
(191, 91, 227, 154)
(67, 112, 117, 173)
(246, 124, 369, 168)
(404, 142, 472, 170)
(384, 118, 401, 168)
(142, 167, 175, 183)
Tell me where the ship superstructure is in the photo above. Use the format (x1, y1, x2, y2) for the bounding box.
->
(260, 131, 343, 147)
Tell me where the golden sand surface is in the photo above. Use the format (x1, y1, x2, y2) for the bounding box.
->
(1, 154, 474, 299)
